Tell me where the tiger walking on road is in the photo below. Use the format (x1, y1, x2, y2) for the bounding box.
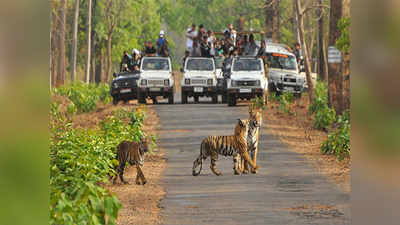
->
(192, 119, 260, 176)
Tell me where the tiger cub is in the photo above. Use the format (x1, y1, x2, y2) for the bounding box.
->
(192, 119, 260, 176)
(113, 137, 150, 185)
(242, 108, 262, 174)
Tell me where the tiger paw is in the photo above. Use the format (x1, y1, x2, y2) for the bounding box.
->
(242, 169, 249, 174)
(251, 169, 258, 174)
(234, 170, 241, 175)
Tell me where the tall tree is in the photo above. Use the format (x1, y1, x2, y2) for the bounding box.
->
(328, 0, 343, 114)
(295, 0, 315, 104)
(70, 0, 80, 83)
(317, 0, 328, 81)
(104, 0, 126, 82)
(56, 0, 67, 87)
(272, 0, 280, 42)
(85, 0, 92, 84)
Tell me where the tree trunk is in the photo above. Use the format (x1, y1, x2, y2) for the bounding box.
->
(100, 49, 106, 82)
(85, 0, 92, 84)
(106, 32, 113, 83)
(328, 0, 343, 115)
(293, 0, 300, 43)
(272, 0, 280, 42)
(70, 0, 80, 83)
(342, 0, 350, 111)
(56, 0, 67, 87)
(265, 0, 274, 40)
(237, 15, 245, 32)
(295, 0, 315, 104)
(50, 4, 57, 88)
(317, 0, 328, 81)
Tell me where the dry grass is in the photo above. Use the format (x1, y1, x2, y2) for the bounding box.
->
(263, 95, 350, 192)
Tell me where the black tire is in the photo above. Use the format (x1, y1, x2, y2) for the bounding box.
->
(138, 91, 146, 104)
(228, 94, 237, 107)
(221, 93, 227, 104)
(212, 94, 218, 104)
(295, 92, 302, 99)
(181, 90, 187, 104)
(168, 92, 174, 104)
(194, 96, 199, 104)
(112, 97, 118, 105)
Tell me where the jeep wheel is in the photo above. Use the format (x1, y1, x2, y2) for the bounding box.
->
(168, 92, 174, 104)
(181, 90, 188, 104)
(212, 94, 218, 104)
(138, 92, 146, 104)
(112, 97, 118, 105)
(194, 96, 199, 104)
(228, 94, 237, 107)
(221, 94, 227, 104)
(295, 92, 302, 99)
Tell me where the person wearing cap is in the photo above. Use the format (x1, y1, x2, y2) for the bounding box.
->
(186, 24, 197, 52)
(131, 49, 141, 68)
(157, 30, 168, 55)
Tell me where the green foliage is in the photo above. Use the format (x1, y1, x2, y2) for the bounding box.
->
(54, 82, 112, 113)
(250, 96, 266, 111)
(50, 96, 150, 224)
(336, 17, 350, 54)
(309, 82, 336, 130)
(321, 111, 350, 161)
(269, 92, 295, 114)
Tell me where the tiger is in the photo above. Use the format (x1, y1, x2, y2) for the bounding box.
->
(242, 108, 263, 174)
(192, 119, 260, 176)
(113, 137, 150, 185)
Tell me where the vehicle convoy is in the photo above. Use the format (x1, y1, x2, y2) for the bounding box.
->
(214, 56, 227, 103)
(137, 57, 174, 104)
(181, 57, 218, 104)
(264, 43, 316, 97)
(226, 57, 268, 106)
(110, 71, 140, 105)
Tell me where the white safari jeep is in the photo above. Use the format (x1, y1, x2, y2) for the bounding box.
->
(137, 57, 174, 104)
(265, 43, 315, 97)
(181, 57, 217, 104)
(226, 57, 268, 106)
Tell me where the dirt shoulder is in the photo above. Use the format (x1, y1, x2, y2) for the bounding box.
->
(263, 96, 350, 192)
(66, 99, 166, 225)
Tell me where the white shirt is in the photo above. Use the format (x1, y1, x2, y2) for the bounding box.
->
(207, 36, 215, 56)
(186, 28, 198, 50)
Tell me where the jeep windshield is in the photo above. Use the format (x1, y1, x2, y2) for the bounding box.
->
(232, 58, 262, 71)
(267, 53, 297, 70)
(142, 58, 170, 71)
(186, 58, 214, 71)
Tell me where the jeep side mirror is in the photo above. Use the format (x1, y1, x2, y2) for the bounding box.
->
(113, 72, 117, 78)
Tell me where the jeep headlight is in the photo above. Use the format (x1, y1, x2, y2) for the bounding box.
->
(255, 80, 261, 86)
(112, 82, 118, 88)
(141, 79, 147, 86)
(231, 80, 238, 87)
(164, 79, 170, 86)
(207, 79, 213, 85)
(185, 79, 190, 85)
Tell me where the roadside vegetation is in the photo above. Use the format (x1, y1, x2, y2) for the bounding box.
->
(50, 84, 155, 225)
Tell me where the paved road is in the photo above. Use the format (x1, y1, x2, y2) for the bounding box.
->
(154, 95, 350, 225)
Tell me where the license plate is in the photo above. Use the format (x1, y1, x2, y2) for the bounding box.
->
(194, 87, 203, 93)
(285, 87, 294, 91)
(120, 88, 131, 93)
(150, 88, 161, 92)
(240, 88, 251, 93)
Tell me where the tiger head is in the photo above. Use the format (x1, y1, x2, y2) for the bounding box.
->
(235, 119, 249, 137)
(139, 136, 151, 153)
(249, 108, 262, 128)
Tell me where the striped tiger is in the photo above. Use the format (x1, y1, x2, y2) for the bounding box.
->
(242, 108, 262, 174)
(113, 137, 150, 185)
(192, 119, 260, 176)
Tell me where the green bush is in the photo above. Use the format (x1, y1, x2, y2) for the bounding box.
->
(50, 105, 150, 224)
(54, 82, 112, 113)
(321, 111, 350, 161)
(250, 96, 266, 110)
(268, 92, 295, 114)
(309, 82, 336, 130)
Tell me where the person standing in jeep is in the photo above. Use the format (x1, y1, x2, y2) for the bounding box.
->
(120, 51, 132, 72)
(186, 24, 197, 52)
(143, 41, 157, 57)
